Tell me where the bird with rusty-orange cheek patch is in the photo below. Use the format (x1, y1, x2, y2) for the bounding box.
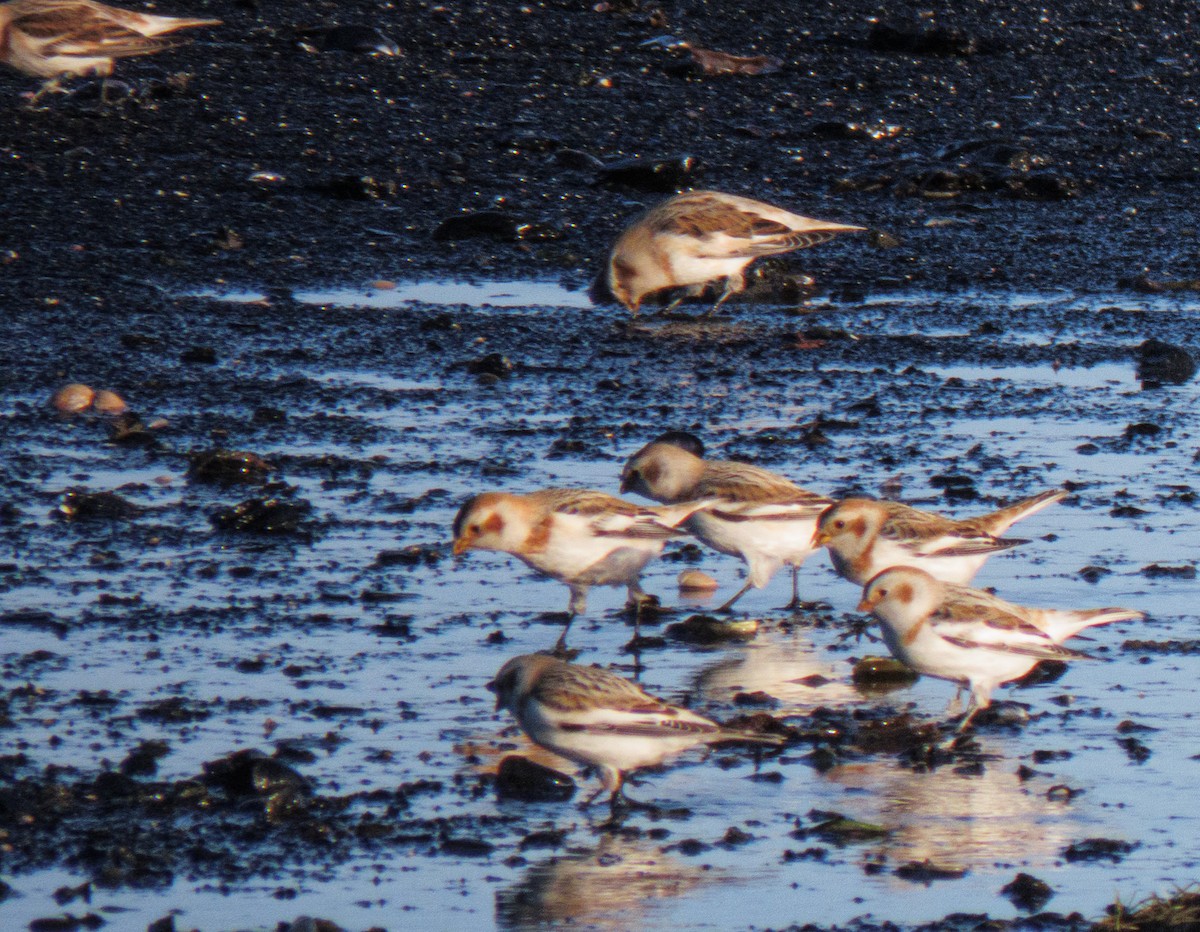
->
(812, 489, 1067, 587)
(857, 566, 1143, 731)
(606, 190, 864, 316)
(0, 0, 221, 103)
(488, 652, 783, 813)
(452, 488, 715, 650)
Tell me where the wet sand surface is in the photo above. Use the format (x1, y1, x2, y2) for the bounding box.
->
(2, 1, 1200, 930)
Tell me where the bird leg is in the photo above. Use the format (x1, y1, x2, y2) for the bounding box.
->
(551, 612, 577, 656)
(25, 78, 66, 108)
(954, 692, 988, 733)
(780, 567, 821, 612)
(607, 784, 659, 818)
(624, 586, 661, 639)
(702, 276, 744, 317)
(716, 580, 753, 613)
(945, 686, 965, 717)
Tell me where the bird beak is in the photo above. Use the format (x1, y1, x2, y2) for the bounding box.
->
(857, 595, 879, 613)
(812, 528, 831, 548)
(452, 536, 471, 556)
(485, 678, 504, 710)
(618, 476, 632, 494)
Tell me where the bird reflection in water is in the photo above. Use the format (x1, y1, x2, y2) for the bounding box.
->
(496, 833, 717, 930)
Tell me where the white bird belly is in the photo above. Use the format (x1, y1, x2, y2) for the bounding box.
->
(690, 512, 817, 588)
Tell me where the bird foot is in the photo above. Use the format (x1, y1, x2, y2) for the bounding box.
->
(624, 592, 661, 614)
(781, 597, 824, 613)
(548, 643, 581, 661)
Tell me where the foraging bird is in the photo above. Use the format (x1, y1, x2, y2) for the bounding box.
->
(452, 488, 712, 649)
(606, 189, 864, 315)
(621, 433, 831, 611)
(489, 652, 783, 810)
(813, 489, 1066, 587)
(0, 0, 220, 100)
(858, 566, 1141, 729)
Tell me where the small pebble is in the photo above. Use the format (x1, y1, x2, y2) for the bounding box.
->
(93, 389, 128, 415)
(677, 569, 718, 592)
(51, 383, 94, 413)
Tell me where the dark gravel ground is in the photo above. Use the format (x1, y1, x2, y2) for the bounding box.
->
(2, 0, 1199, 310)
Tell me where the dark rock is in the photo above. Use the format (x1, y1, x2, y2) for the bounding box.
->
(374, 545, 441, 567)
(440, 837, 494, 856)
(512, 829, 566, 855)
(1032, 749, 1072, 763)
(495, 755, 576, 802)
(596, 155, 700, 192)
(466, 353, 513, 378)
(797, 812, 891, 843)
(210, 495, 313, 535)
(432, 210, 560, 242)
(188, 449, 274, 485)
(1116, 736, 1152, 763)
(971, 701, 1031, 728)
(851, 656, 920, 685)
(721, 826, 754, 846)
(1001, 872, 1054, 912)
(1141, 563, 1196, 579)
(315, 175, 399, 201)
(119, 740, 171, 777)
(894, 859, 968, 882)
(295, 24, 400, 56)
(1011, 659, 1068, 687)
(284, 918, 348, 932)
(1078, 565, 1112, 583)
(672, 838, 711, 856)
(1123, 421, 1162, 439)
(180, 345, 218, 364)
(202, 749, 311, 822)
(56, 490, 139, 521)
(501, 130, 563, 154)
(107, 412, 158, 446)
(867, 21, 983, 56)
(1062, 838, 1137, 862)
(0, 609, 68, 637)
(553, 148, 605, 171)
(733, 690, 778, 708)
(666, 614, 758, 643)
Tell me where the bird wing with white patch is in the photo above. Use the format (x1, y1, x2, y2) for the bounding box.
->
(931, 589, 1056, 641)
(23, 3, 173, 59)
(939, 631, 1093, 661)
(912, 531, 1026, 558)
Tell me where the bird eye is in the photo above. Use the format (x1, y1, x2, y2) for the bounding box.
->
(469, 524, 480, 534)
(878, 588, 888, 598)
(834, 519, 846, 530)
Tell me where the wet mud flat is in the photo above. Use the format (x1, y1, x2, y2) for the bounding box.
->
(2, 288, 1200, 930)
(2, 0, 1200, 929)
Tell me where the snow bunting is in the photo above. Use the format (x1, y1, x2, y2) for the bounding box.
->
(621, 436, 831, 611)
(858, 566, 1138, 729)
(489, 652, 782, 810)
(606, 189, 864, 315)
(0, 0, 220, 100)
(813, 489, 1066, 587)
(452, 488, 712, 648)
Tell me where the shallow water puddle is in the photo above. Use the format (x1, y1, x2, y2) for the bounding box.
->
(3, 286, 1199, 930)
